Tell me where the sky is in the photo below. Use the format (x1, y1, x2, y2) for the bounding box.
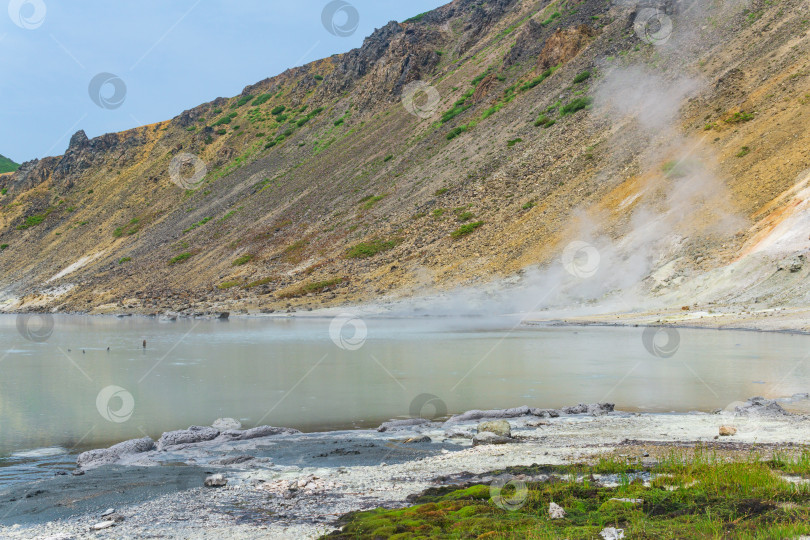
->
(0, 0, 448, 164)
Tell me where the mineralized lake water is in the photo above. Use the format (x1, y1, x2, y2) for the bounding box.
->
(2, 314, 810, 484)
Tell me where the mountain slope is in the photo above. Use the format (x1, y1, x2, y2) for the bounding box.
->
(2, 0, 810, 320)
(0, 154, 18, 174)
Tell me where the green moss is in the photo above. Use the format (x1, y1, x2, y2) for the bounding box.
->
(118, 257, 131, 264)
(232, 254, 253, 266)
(324, 450, 810, 539)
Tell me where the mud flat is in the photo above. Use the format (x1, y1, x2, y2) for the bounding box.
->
(0, 397, 808, 539)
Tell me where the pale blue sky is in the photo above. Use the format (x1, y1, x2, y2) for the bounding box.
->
(0, 0, 447, 163)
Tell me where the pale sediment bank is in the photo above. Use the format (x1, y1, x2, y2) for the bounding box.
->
(527, 305, 810, 334)
(1, 397, 809, 539)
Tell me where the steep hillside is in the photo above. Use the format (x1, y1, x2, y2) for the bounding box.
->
(0, 154, 18, 174)
(2, 0, 810, 320)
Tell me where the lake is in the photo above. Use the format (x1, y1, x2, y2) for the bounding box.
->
(2, 313, 809, 484)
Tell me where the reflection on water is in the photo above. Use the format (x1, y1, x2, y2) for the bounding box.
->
(1, 314, 810, 457)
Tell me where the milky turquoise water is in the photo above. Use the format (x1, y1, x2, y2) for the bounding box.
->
(2, 314, 810, 484)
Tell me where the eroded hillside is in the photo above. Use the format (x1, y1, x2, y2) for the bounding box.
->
(2, 0, 810, 318)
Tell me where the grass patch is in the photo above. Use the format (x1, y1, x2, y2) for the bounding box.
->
(447, 125, 469, 140)
(451, 221, 484, 239)
(183, 217, 212, 234)
(217, 280, 241, 290)
(325, 449, 810, 539)
(232, 254, 253, 266)
(535, 114, 556, 128)
(737, 146, 751, 158)
(560, 97, 593, 116)
(278, 277, 344, 298)
(0, 244, 8, 250)
(520, 66, 557, 92)
(726, 111, 755, 123)
(346, 238, 400, 259)
(359, 194, 386, 210)
(212, 112, 238, 126)
(168, 252, 192, 265)
(16, 210, 52, 230)
(573, 70, 591, 84)
(507, 138, 523, 147)
(118, 257, 131, 264)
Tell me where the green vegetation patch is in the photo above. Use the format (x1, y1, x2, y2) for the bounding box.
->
(0, 154, 19, 173)
(560, 96, 594, 116)
(359, 194, 387, 210)
(520, 65, 557, 92)
(252, 93, 274, 106)
(232, 254, 253, 266)
(183, 217, 212, 234)
(323, 450, 810, 539)
(573, 70, 592, 84)
(346, 238, 401, 259)
(726, 111, 755, 123)
(233, 94, 254, 108)
(168, 252, 192, 265)
(17, 208, 54, 230)
(441, 89, 475, 124)
(451, 221, 484, 239)
(212, 112, 238, 126)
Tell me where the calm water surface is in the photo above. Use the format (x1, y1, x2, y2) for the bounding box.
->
(2, 314, 810, 483)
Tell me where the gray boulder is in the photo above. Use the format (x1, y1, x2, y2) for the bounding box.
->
(77, 437, 155, 469)
(560, 403, 614, 416)
(477, 420, 512, 438)
(157, 426, 220, 450)
(445, 406, 532, 423)
(377, 418, 431, 432)
(735, 396, 790, 417)
(212, 418, 242, 430)
(219, 425, 301, 441)
(530, 408, 561, 418)
(472, 431, 514, 446)
(204, 473, 227, 488)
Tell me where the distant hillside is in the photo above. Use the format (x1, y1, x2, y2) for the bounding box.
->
(0, 154, 18, 174)
(2, 0, 810, 317)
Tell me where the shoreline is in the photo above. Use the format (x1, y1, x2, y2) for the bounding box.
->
(2, 397, 809, 539)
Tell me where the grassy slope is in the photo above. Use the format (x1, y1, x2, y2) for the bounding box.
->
(1, 0, 809, 314)
(324, 450, 810, 539)
(0, 154, 18, 174)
